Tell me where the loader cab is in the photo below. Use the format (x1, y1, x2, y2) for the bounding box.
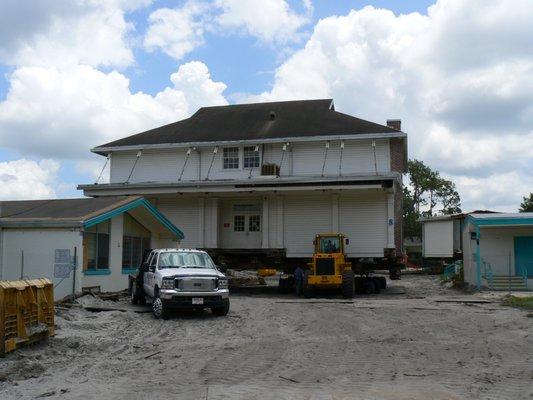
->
(314, 234, 348, 255)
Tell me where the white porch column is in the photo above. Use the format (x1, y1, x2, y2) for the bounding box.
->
(331, 194, 339, 232)
(276, 196, 284, 248)
(262, 196, 269, 248)
(387, 192, 395, 248)
(208, 197, 219, 248)
(198, 197, 205, 247)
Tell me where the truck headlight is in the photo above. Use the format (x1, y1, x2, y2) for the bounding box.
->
(218, 278, 228, 289)
(161, 278, 175, 289)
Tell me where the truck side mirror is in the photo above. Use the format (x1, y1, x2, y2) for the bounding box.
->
(345, 238, 350, 245)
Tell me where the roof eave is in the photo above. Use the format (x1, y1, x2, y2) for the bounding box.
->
(91, 131, 407, 155)
(0, 220, 83, 228)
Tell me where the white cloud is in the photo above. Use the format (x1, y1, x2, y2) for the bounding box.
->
(0, 0, 151, 68)
(452, 172, 531, 212)
(0, 159, 59, 200)
(0, 62, 227, 160)
(247, 0, 533, 211)
(214, 0, 312, 44)
(144, 2, 208, 60)
(143, 0, 312, 60)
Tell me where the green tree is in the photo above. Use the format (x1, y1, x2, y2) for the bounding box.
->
(436, 178, 461, 215)
(403, 159, 462, 238)
(519, 193, 533, 212)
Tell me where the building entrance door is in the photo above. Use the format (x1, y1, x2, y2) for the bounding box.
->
(229, 204, 262, 249)
(514, 236, 533, 278)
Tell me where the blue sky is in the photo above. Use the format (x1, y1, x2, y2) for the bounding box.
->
(0, 0, 531, 211)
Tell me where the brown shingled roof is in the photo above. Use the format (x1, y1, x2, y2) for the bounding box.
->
(94, 99, 400, 151)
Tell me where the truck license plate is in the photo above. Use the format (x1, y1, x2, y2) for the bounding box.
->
(192, 298, 204, 305)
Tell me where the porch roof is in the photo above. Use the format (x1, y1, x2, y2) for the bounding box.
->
(467, 213, 533, 227)
(78, 173, 399, 196)
(0, 196, 184, 240)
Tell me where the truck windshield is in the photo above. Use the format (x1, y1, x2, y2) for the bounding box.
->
(318, 236, 341, 253)
(158, 252, 215, 269)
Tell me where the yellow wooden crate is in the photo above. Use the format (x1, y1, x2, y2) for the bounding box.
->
(0, 278, 55, 356)
(257, 268, 277, 277)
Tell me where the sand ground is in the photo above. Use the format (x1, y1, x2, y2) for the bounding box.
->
(0, 275, 531, 399)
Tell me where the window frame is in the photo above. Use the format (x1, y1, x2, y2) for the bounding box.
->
(222, 146, 240, 170)
(234, 215, 245, 232)
(243, 145, 261, 169)
(83, 221, 110, 271)
(122, 214, 151, 270)
(248, 215, 261, 232)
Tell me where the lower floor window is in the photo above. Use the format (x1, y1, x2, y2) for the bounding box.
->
(122, 236, 151, 269)
(83, 221, 110, 270)
(122, 213, 151, 269)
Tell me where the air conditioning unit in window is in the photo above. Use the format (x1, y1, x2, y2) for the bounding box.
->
(260, 163, 280, 177)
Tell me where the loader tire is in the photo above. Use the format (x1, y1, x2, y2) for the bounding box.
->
(341, 270, 355, 298)
(302, 270, 314, 298)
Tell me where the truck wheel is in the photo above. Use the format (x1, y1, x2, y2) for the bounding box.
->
(389, 266, 401, 280)
(152, 289, 168, 320)
(372, 277, 381, 294)
(354, 277, 364, 294)
(211, 298, 230, 316)
(302, 270, 314, 298)
(377, 276, 387, 290)
(279, 277, 288, 294)
(366, 278, 376, 294)
(341, 270, 355, 298)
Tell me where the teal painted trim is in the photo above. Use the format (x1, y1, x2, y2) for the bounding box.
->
(122, 268, 138, 275)
(83, 197, 184, 240)
(84, 198, 145, 228)
(83, 269, 111, 276)
(476, 226, 481, 290)
(140, 199, 185, 240)
(467, 215, 533, 227)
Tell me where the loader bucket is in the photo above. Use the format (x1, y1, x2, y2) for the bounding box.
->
(0, 278, 55, 356)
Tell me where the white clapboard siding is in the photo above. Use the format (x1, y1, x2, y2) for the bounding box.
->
(422, 220, 454, 258)
(284, 195, 332, 257)
(110, 149, 200, 183)
(339, 192, 388, 257)
(340, 139, 390, 175)
(109, 138, 391, 183)
(156, 197, 200, 248)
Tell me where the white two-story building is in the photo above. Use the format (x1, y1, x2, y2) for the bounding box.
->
(79, 99, 407, 266)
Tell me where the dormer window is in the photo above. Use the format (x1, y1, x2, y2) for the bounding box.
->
(223, 147, 239, 169)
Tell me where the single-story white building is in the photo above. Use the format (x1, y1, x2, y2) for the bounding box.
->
(462, 213, 533, 291)
(420, 214, 464, 260)
(0, 196, 183, 300)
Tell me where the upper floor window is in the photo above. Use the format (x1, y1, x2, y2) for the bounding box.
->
(223, 147, 239, 169)
(243, 146, 260, 168)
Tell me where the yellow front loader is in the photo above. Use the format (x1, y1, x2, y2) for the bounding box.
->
(303, 233, 355, 298)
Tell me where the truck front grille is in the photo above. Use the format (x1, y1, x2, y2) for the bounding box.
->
(176, 277, 216, 292)
(315, 258, 335, 275)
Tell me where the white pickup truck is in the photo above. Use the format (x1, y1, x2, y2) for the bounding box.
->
(129, 248, 230, 319)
